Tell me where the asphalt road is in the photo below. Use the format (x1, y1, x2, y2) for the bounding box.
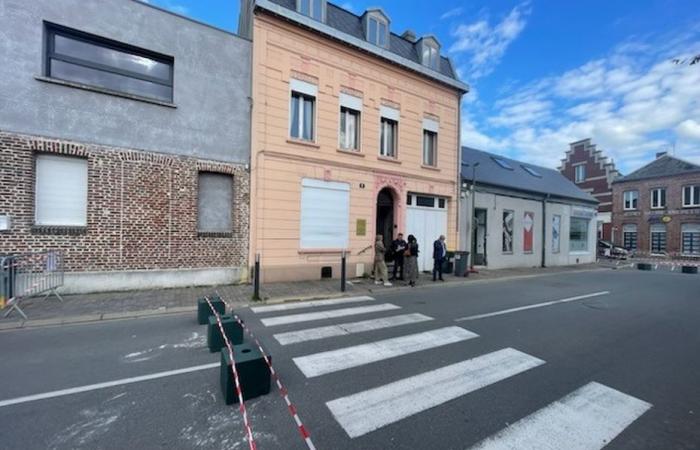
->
(0, 269, 698, 449)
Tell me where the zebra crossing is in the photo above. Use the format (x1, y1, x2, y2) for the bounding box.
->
(250, 296, 652, 448)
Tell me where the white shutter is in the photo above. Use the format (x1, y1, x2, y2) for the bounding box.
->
(35, 154, 88, 226)
(300, 179, 350, 249)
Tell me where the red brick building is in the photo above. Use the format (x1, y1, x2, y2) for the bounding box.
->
(611, 153, 700, 258)
(559, 139, 621, 241)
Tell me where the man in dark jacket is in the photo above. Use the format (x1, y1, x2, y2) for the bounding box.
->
(390, 233, 407, 281)
(433, 235, 447, 282)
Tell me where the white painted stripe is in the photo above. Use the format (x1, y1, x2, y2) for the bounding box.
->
(471, 382, 652, 450)
(261, 303, 400, 327)
(274, 313, 434, 345)
(0, 363, 219, 408)
(327, 348, 544, 438)
(294, 326, 478, 378)
(454, 291, 610, 322)
(251, 296, 374, 314)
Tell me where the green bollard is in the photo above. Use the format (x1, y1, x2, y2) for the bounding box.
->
(207, 315, 244, 352)
(197, 296, 225, 325)
(220, 343, 271, 405)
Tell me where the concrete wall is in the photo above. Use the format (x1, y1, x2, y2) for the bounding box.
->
(0, 0, 251, 164)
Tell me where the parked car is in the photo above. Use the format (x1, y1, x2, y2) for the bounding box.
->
(598, 240, 629, 259)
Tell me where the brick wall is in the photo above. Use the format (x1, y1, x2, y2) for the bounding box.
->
(0, 130, 249, 273)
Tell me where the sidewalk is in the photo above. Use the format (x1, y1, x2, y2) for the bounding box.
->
(0, 263, 609, 330)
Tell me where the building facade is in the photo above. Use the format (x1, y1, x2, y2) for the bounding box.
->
(460, 147, 598, 270)
(0, 0, 252, 293)
(611, 153, 700, 258)
(239, 0, 468, 281)
(559, 139, 621, 241)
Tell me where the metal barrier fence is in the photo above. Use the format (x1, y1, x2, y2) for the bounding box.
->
(1, 250, 64, 321)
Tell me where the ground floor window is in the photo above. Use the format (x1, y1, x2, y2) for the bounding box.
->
(622, 224, 637, 250)
(300, 178, 350, 249)
(682, 223, 700, 256)
(502, 210, 514, 253)
(650, 223, 667, 253)
(197, 172, 233, 233)
(569, 217, 589, 252)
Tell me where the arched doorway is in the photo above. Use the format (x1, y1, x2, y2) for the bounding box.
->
(376, 187, 395, 260)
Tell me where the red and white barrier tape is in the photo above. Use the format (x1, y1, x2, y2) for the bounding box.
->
(205, 296, 257, 450)
(217, 294, 316, 450)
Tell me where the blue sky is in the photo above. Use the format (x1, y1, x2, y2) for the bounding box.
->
(146, 0, 700, 174)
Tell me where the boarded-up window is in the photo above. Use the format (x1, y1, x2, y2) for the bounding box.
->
(197, 172, 233, 233)
(300, 179, 350, 249)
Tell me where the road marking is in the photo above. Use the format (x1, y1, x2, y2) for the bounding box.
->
(260, 303, 400, 327)
(250, 296, 374, 314)
(470, 381, 652, 450)
(454, 291, 610, 322)
(0, 363, 219, 408)
(327, 348, 544, 438)
(293, 326, 478, 378)
(274, 313, 434, 345)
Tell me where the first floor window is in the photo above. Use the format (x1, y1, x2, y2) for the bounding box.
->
(651, 188, 666, 209)
(290, 91, 315, 141)
(197, 172, 233, 233)
(650, 223, 667, 253)
(380, 117, 397, 158)
(502, 210, 514, 253)
(683, 185, 700, 207)
(575, 164, 586, 183)
(622, 224, 638, 250)
(624, 190, 638, 210)
(300, 179, 350, 249)
(339, 106, 360, 150)
(35, 154, 88, 226)
(422, 130, 437, 166)
(682, 223, 700, 255)
(569, 217, 589, 252)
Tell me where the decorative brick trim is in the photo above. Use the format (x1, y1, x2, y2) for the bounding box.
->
(340, 86, 363, 98)
(290, 71, 318, 85)
(31, 225, 87, 236)
(118, 150, 175, 166)
(196, 161, 244, 175)
(380, 98, 401, 110)
(29, 137, 88, 157)
(424, 113, 440, 122)
(198, 231, 234, 238)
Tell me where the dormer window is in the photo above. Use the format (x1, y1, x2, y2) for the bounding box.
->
(418, 36, 441, 70)
(363, 9, 390, 48)
(297, 0, 325, 22)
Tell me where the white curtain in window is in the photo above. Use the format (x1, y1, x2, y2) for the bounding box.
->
(35, 154, 88, 226)
(300, 179, 350, 249)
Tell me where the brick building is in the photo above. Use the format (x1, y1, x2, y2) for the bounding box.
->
(0, 0, 252, 293)
(559, 139, 621, 241)
(611, 153, 700, 258)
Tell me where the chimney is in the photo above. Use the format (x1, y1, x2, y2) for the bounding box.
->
(402, 29, 417, 43)
(656, 151, 667, 159)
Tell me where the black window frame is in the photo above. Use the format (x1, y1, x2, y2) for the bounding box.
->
(44, 22, 174, 103)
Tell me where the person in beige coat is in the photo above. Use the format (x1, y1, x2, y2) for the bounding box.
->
(373, 235, 392, 286)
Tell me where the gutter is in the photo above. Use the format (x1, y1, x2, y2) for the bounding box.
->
(542, 193, 550, 268)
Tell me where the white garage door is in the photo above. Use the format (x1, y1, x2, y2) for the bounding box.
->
(406, 195, 448, 272)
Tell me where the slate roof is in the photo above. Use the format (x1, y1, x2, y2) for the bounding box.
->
(266, 0, 457, 80)
(461, 147, 598, 204)
(613, 154, 700, 183)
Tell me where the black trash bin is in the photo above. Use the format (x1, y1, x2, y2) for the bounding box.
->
(441, 251, 454, 274)
(453, 251, 470, 277)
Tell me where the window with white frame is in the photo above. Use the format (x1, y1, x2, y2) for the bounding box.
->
(35, 154, 88, 226)
(650, 223, 667, 254)
(569, 217, 590, 252)
(574, 164, 586, 183)
(300, 179, 350, 249)
(297, 0, 325, 21)
(682, 185, 700, 207)
(379, 106, 399, 158)
(422, 118, 438, 167)
(651, 187, 666, 209)
(682, 223, 700, 256)
(290, 79, 317, 142)
(622, 224, 638, 250)
(197, 172, 233, 233)
(367, 16, 388, 47)
(338, 93, 362, 151)
(623, 190, 638, 210)
(422, 44, 439, 69)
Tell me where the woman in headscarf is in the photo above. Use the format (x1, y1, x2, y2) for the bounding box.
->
(373, 234, 391, 286)
(405, 234, 419, 287)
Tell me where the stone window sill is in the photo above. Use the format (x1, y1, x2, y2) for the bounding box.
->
(337, 148, 364, 157)
(31, 225, 87, 235)
(287, 138, 320, 149)
(298, 248, 348, 255)
(198, 231, 234, 238)
(378, 156, 401, 164)
(421, 164, 440, 171)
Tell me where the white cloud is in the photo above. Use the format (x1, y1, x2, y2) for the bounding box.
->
(440, 7, 464, 21)
(449, 3, 530, 79)
(677, 119, 700, 141)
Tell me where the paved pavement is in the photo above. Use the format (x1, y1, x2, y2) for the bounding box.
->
(1, 269, 698, 449)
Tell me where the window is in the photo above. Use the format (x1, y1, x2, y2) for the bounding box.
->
(623, 190, 638, 210)
(197, 173, 233, 233)
(422, 44, 439, 69)
(35, 154, 88, 226)
(650, 223, 667, 254)
(380, 117, 397, 158)
(575, 165, 586, 183)
(290, 91, 315, 141)
(45, 23, 173, 102)
(300, 179, 350, 249)
(650, 188, 666, 209)
(682, 223, 700, 256)
(622, 224, 638, 250)
(298, 0, 324, 21)
(502, 210, 514, 253)
(423, 130, 437, 166)
(416, 196, 435, 208)
(522, 165, 542, 177)
(339, 107, 360, 150)
(438, 198, 446, 209)
(683, 185, 700, 207)
(492, 157, 513, 170)
(367, 16, 388, 47)
(569, 217, 590, 252)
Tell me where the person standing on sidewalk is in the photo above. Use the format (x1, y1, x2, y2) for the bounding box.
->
(390, 233, 407, 281)
(405, 234, 419, 287)
(433, 235, 447, 282)
(374, 234, 392, 286)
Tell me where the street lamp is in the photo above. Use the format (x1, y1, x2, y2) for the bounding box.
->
(462, 162, 480, 272)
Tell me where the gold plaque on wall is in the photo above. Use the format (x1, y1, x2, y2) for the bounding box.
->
(356, 219, 366, 236)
